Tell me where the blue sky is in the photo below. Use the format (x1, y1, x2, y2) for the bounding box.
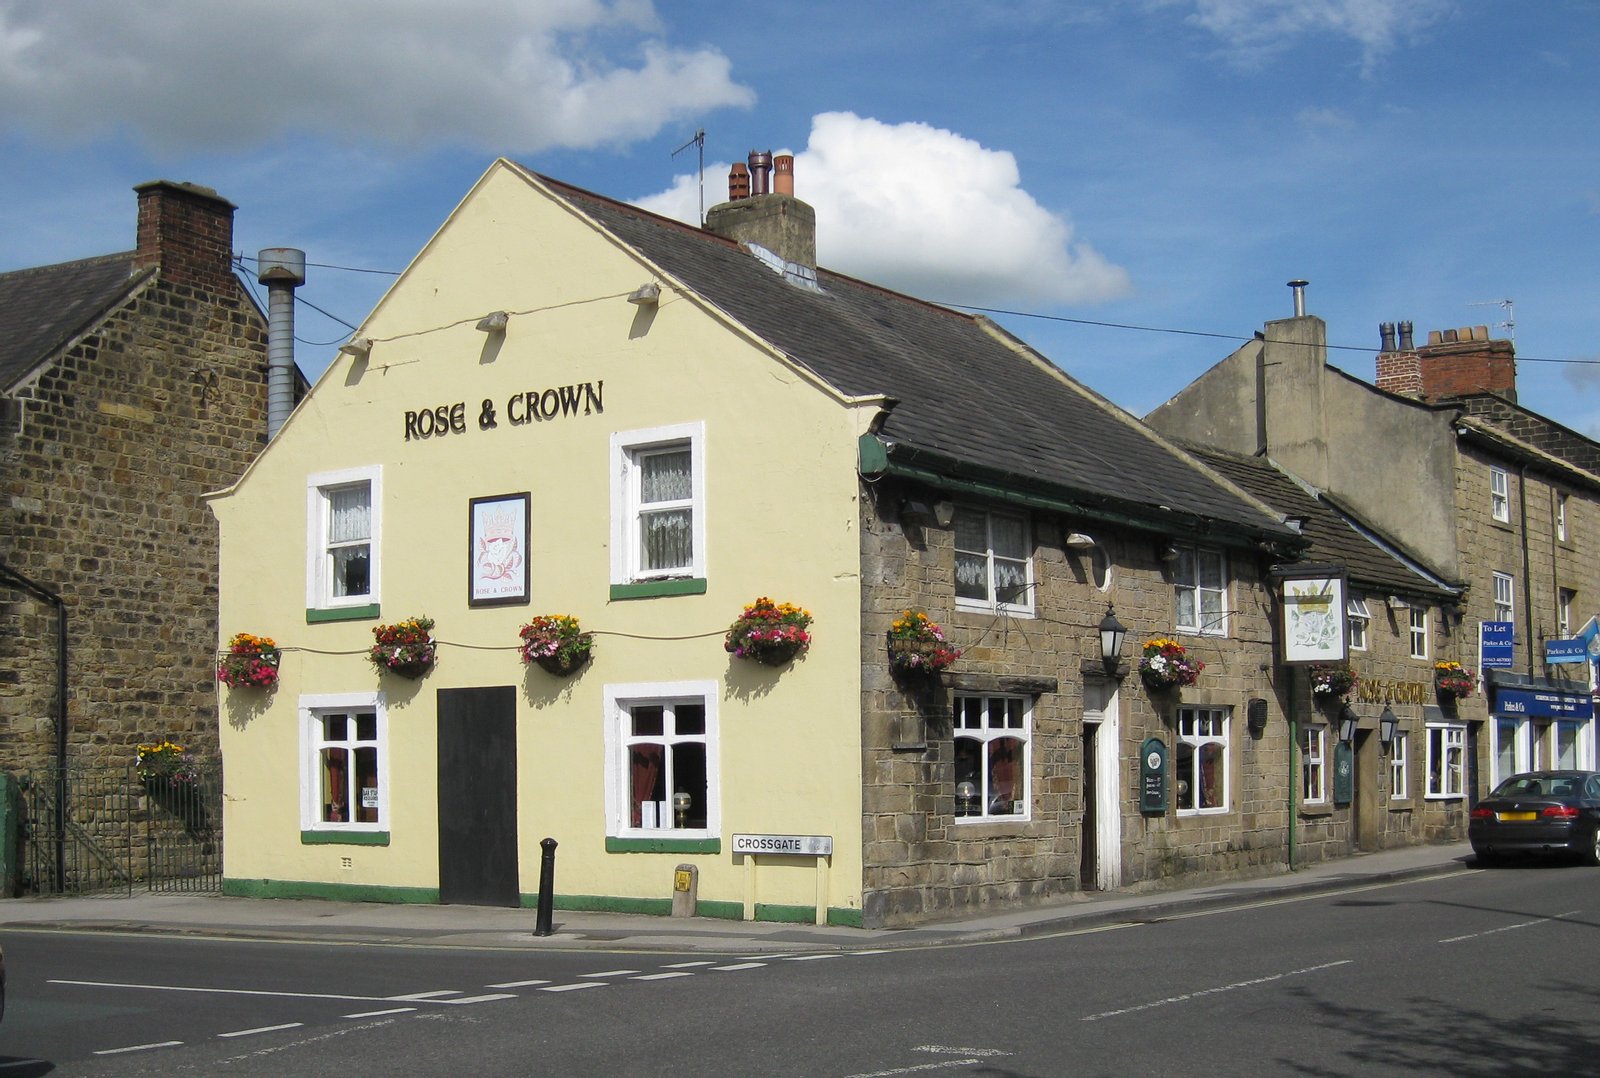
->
(4, 1, 1598, 430)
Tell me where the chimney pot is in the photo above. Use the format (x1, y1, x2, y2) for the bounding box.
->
(727, 162, 750, 201)
(773, 154, 794, 196)
(1398, 321, 1414, 350)
(1379, 322, 1397, 352)
(748, 150, 773, 196)
(1287, 279, 1309, 318)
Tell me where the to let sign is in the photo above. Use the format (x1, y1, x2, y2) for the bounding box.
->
(732, 834, 833, 857)
(1480, 621, 1515, 670)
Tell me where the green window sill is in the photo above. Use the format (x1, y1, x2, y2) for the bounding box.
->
(307, 603, 381, 624)
(609, 578, 707, 601)
(606, 836, 721, 854)
(301, 830, 391, 846)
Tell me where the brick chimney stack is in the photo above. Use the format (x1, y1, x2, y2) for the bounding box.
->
(134, 180, 238, 295)
(1375, 321, 1516, 402)
(705, 147, 816, 270)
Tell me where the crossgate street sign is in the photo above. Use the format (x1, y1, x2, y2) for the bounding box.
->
(732, 833, 833, 856)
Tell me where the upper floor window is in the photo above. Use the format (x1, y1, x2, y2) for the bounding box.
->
(1175, 707, 1229, 814)
(1560, 588, 1576, 637)
(306, 466, 381, 612)
(1490, 467, 1509, 523)
(954, 508, 1033, 615)
(1175, 547, 1227, 636)
(1347, 597, 1370, 651)
(952, 694, 1031, 821)
(610, 423, 706, 589)
(1557, 492, 1569, 542)
(1409, 608, 1429, 660)
(1493, 572, 1515, 623)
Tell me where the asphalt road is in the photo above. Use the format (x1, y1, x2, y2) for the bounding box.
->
(1, 862, 1595, 1076)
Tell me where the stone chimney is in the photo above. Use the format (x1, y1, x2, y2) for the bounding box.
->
(1376, 321, 1515, 402)
(704, 149, 816, 271)
(133, 180, 238, 295)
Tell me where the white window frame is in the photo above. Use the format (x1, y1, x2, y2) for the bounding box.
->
(602, 680, 719, 841)
(609, 422, 707, 586)
(1174, 547, 1228, 637)
(299, 692, 388, 835)
(1389, 731, 1409, 801)
(1557, 492, 1569, 542)
(1425, 723, 1466, 799)
(953, 507, 1035, 616)
(305, 465, 381, 611)
(1493, 572, 1514, 623)
(1301, 725, 1327, 805)
(1559, 588, 1575, 638)
(1490, 467, 1509, 523)
(1409, 608, 1429, 660)
(1175, 706, 1230, 815)
(1347, 597, 1370, 652)
(952, 694, 1033, 823)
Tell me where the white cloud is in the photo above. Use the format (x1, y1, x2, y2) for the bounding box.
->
(633, 112, 1132, 307)
(1179, 0, 1454, 74)
(1296, 106, 1357, 132)
(0, 0, 753, 154)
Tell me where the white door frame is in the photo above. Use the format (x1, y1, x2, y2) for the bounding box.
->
(1084, 683, 1122, 891)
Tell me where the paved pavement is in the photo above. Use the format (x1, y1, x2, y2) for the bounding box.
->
(0, 843, 1476, 953)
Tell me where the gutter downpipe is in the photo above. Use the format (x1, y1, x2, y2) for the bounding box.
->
(1519, 462, 1535, 677)
(1288, 666, 1298, 871)
(0, 558, 68, 891)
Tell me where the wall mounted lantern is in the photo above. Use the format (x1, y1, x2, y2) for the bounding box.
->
(1098, 603, 1127, 669)
(1379, 706, 1399, 751)
(475, 310, 509, 333)
(1338, 705, 1359, 744)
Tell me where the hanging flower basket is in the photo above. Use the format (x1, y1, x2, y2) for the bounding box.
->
(217, 632, 281, 690)
(1435, 661, 1476, 700)
(1139, 638, 1203, 690)
(1309, 661, 1358, 699)
(887, 610, 961, 679)
(370, 616, 436, 679)
(137, 741, 199, 786)
(519, 614, 594, 677)
(725, 597, 813, 667)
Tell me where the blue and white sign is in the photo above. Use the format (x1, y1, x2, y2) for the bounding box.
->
(1544, 638, 1589, 665)
(1495, 688, 1594, 720)
(1480, 621, 1515, 670)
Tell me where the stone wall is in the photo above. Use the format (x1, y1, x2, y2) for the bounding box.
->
(1, 236, 268, 777)
(857, 477, 1300, 927)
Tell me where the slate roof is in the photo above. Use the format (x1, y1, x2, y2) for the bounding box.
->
(1187, 444, 1460, 600)
(0, 252, 146, 393)
(533, 169, 1296, 545)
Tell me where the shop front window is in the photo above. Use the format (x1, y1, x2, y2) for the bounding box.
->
(1176, 707, 1229, 814)
(953, 695, 1030, 820)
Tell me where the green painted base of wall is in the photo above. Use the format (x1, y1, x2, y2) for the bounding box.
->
(604, 836, 721, 854)
(223, 878, 440, 904)
(306, 604, 381, 624)
(223, 877, 862, 927)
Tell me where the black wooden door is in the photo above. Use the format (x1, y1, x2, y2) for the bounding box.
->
(437, 686, 519, 906)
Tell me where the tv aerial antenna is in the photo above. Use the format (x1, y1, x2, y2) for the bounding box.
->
(672, 128, 707, 226)
(1468, 298, 1515, 343)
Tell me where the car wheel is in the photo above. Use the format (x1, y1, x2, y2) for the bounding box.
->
(1585, 826, 1600, 867)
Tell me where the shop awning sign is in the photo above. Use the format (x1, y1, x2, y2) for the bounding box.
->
(1494, 688, 1594, 719)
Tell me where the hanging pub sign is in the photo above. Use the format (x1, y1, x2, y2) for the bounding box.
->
(1274, 565, 1348, 665)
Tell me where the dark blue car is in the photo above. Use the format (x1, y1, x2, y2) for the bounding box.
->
(1469, 770, 1600, 865)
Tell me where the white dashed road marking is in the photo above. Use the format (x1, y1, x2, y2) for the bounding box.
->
(218, 1023, 304, 1039)
(630, 972, 694, 981)
(387, 989, 462, 1000)
(711, 962, 766, 971)
(663, 960, 716, 968)
(1081, 960, 1352, 1021)
(343, 1007, 416, 1019)
(541, 982, 608, 993)
(582, 969, 640, 977)
(487, 978, 551, 988)
(94, 1042, 184, 1056)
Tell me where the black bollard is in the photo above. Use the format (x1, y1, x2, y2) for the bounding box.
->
(534, 836, 558, 936)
